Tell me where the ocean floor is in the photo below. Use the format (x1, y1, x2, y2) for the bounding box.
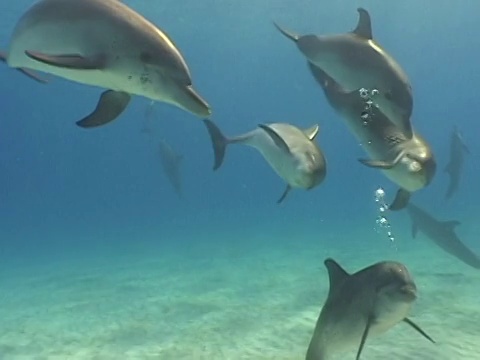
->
(0, 225, 479, 360)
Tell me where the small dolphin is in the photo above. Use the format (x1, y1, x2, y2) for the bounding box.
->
(444, 126, 470, 199)
(202, 119, 326, 203)
(274, 7, 413, 138)
(407, 202, 480, 269)
(306, 258, 435, 360)
(1, 0, 211, 128)
(158, 139, 184, 198)
(307, 64, 435, 210)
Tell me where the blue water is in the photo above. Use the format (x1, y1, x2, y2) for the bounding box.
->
(1, 1, 479, 359)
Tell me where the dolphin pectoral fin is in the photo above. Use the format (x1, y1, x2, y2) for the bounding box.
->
(388, 188, 411, 211)
(76, 90, 130, 128)
(352, 8, 373, 40)
(462, 143, 471, 154)
(403, 318, 436, 344)
(0, 51, 48, 83)
(258, 124, 291, 153)
(358, 158, 396, 169)
(273, 22, 300, 42)
(303, 124, 320, 140)
(25, 50, 107, 70)
(277, 185, 291, 204)
(442, 220, 461, 229)
(356, 315, 373, 360)
(359, 150, 405, 169)
(202, 119, 229, 170)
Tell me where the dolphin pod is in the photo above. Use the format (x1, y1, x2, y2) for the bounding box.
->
(2, 2, 475, 359)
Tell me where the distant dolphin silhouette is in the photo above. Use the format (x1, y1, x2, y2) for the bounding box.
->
(158, 139, 184, 198)
(306, 258, 435, 360)
(0, 0, 211, 128)
(202, 119, 326, 203)
(406, 202, 480, 269)
(306, 64, 435, 210)
(274, 7, 413, 138)
(445, 126, 469, 199)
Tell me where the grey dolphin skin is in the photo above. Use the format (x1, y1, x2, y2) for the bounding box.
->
(445, 126, 470, 199)
(406, 202, 480, 269)
(0, 0, 211, 128)
(306, 258, 435, 360)
(202, 119, 326, 203)
(306, 64, 435, 211)
(158, 140, 184, 198)
(274, 7, 414, 138)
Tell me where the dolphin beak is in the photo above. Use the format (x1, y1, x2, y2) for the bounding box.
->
(399, 284, 417, 301)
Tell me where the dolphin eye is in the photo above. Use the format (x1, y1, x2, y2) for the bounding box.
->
(385, 90, 393, 100)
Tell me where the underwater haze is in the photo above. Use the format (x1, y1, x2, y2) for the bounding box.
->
(1, 0, 480, 359)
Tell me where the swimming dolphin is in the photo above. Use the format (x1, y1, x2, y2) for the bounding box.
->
(158, 139, 184, 198)
(274, 7, 413, 138)
(306, 258, 435, 360)
(307, 64, 435, 210)
(0, 0, 211, 128)
(406, 202, 480, 269)
(202, 119, 326, 203)
(444, 126, 470, 199)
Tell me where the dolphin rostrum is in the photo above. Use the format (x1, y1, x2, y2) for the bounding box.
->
(202, 119, 326, 203)
(158, 139, 184, 198)
(406, 202, 480, 269)
(306, 258, 435, 360)
(274, 7, 413, 138)
(306, 64, 435, 210)
(444, 126, 470, 199)
(1, 0, 211, 128)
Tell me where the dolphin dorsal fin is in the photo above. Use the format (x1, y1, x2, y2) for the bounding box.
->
(324, 258, 349, 291)
(258, 124, 291, 153)
(352, 8, 373, 39)
(304, 125, 319, 140)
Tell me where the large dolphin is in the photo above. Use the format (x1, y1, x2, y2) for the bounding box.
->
(306, 64, 435, 210)
(406, 202, 480, 269)
(444, 126, 470, 199)
(274, 7, 413, 138)
(0, 0, 211, 128)
(306, 258, 435, 360)
(202, 119, 326, 203)
(158, 139, 184, 198)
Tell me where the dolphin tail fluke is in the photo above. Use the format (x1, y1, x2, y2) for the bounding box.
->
(389, 188, 411, 211)
(76, 90, 131, 128)
(202, 119, 229, 170)
(0, 51, 48, 84)
(273, 22, 300, 42)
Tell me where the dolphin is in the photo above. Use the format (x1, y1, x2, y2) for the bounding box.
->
(274, 7, 413, 138)
(306, 64, 435, 210)
(444, 126, 470, 199)
(406, 202, 480, 269)
(306, 258, 435, 360)
(0, 0, 211, 128)
(202, 119, 326, 203)
(158, 139, 184, 198)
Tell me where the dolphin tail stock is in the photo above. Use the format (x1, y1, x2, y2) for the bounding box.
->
(273, 22, 300, 42)
(388, 188, 411, 211)
(202, 119, 231, 171)
(0, 51, 48, 84)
